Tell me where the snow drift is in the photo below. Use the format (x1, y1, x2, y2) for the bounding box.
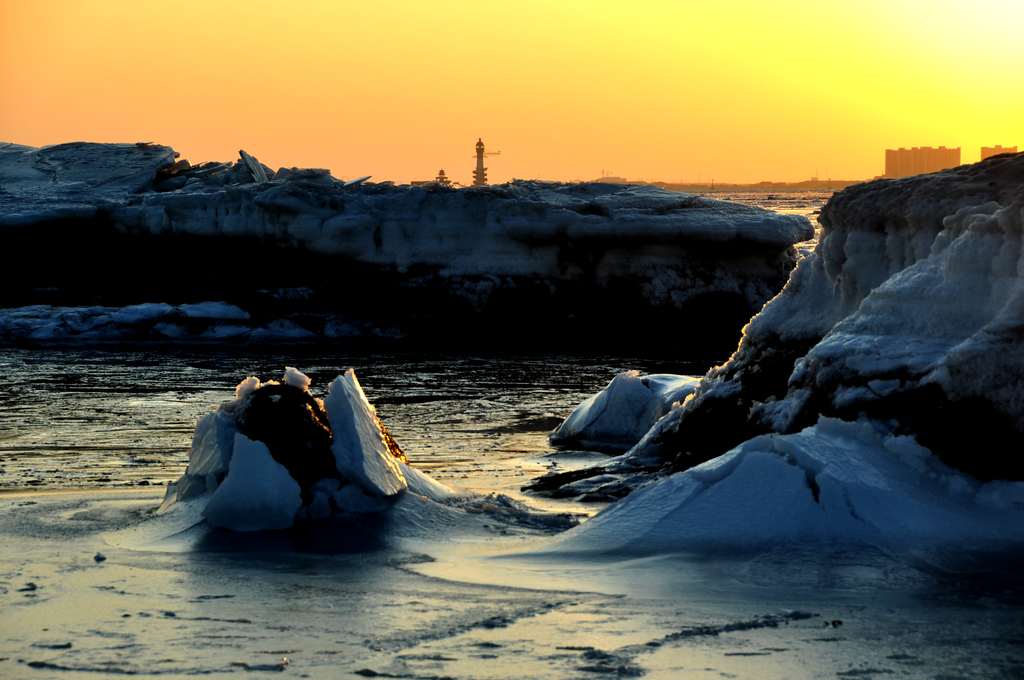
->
(531, 152, 1024, 500)
(0, 141, 811, 346)
(544, 418, 1024, 555)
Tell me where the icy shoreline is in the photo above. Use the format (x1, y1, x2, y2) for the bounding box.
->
(529, 153, 1024, 552)
(0, 141, 811, 346)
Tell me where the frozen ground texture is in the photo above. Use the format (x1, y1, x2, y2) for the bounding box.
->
(540, 153, 1024, 491)
(0, 141, 811, 344)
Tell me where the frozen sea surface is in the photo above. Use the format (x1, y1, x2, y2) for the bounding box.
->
(2, 489, 1023, 679)
(0, 348, 708, 512)
(2, 345, 1023, 678)
(6, 191, 1021, 678)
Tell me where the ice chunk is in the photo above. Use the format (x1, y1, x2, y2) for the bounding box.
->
(202, 434, 302, 531)
(250, 320, 316, 340)
(306, 490, 333, 520)
(234, 376, 261, 401)
(187, 410, 237, 479)
(179, 301, 250, 320)
(108, 302, 175, 324)
(592, 157, 1024, 482)
(324, 370, 407, 497)
(283, 366, 312, 391)
(551, 372, 700, 452)
(201, 324, 251, 339)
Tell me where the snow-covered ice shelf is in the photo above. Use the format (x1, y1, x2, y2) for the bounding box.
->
(533, 152, 1024, 537)
(0, 141, 812, 345)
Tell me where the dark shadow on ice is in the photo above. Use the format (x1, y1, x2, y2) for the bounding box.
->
(184, 514, 396, 556)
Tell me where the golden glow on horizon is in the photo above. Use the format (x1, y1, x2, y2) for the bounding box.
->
(1, 0, 1021, 184)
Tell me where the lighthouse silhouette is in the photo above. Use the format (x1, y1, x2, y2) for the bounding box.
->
(472, 138, 488, 187)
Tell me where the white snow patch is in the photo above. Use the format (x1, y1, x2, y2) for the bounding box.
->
(250, 320, 316, 340)
(201, 324, 251, 339)
(108, 303, 175, 324)
(400, 461, 457, 501)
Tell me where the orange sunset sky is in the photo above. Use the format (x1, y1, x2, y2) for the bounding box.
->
(1, 1, 1021, 184)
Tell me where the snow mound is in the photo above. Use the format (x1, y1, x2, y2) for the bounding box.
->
(550, 372, 700, 452)
(0, 141, 177, 225)
(545, 418, 1024, 555)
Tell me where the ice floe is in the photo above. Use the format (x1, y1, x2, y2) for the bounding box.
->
(550, 371, 700, 452)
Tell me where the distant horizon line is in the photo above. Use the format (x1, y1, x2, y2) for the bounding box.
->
(3, 137, 1018, 189)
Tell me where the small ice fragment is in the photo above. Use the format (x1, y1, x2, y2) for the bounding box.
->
(283, 366, 311, 391)
(235, 376, 261, 400)
(179, 301, 250, 320)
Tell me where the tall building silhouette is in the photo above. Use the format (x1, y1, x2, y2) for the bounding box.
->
(472, 138, 488, 186)
(884, 146, 960, 178)
(981, 145, 1018, 160)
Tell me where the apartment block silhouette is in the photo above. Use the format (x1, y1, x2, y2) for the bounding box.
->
(884, 146, 961, 178)
(981, 145, 1018, 160)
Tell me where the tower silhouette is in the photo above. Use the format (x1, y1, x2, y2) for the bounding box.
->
(472, 138, 488, 187)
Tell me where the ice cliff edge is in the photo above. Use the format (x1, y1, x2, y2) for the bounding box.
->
(534, 152, 1024, 503)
